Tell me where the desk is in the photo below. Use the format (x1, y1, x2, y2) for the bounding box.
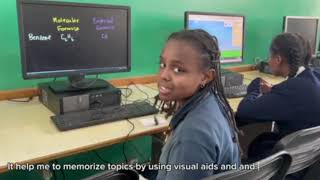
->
(0, 84, 167, 173)
(0, 71, 284, 173)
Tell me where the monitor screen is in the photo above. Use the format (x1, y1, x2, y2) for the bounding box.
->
(17, 0, 131, 80)
(185, 11, 245, 63)
(284, 16, 319, 57)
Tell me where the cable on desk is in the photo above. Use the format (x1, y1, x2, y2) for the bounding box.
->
(131, 83, 150, 100)
(121, 92, 153, 163)
(119, 86, 133, 105)
(131, 83, 155, 104)
(7, 96, 34, 102)
(120, 87, 154, 106)
(123, 97, 155, 105)
(119, 86, 133, 96)
(91, 83, 157, 164)
(121, 83, 160, 107)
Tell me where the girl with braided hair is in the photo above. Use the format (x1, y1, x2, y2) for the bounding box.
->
(154, 29, 240, 180)
(236, 33, 320, 160)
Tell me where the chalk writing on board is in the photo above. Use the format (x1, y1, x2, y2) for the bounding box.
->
(53, 17, 80, 32)
(96, 25, 115, 31)
(93, 16, 113, 24)
(28, 33, 52, 41)
(52, 17, 80, 24)
(57, 26, 80, 32)
(52, 16, 80, 42)
(93, 16, 115, 40)
(60, 33, 74, 42)
(101, 33, 108, 39)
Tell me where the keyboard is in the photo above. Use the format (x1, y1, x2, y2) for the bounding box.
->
(224, 84, 248, 98)
(51, 101, 159, 131)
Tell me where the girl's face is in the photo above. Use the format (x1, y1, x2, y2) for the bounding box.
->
(157, 39, 212, 105)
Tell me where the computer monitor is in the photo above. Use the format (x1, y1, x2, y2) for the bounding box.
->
(185, 11, 245, 63)
(17, 0, 130, 92)
(284, 16, 319, 57)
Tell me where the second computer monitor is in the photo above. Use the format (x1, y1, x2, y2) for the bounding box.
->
(284, 16, 319, 57)
(185, 11, 245, 63)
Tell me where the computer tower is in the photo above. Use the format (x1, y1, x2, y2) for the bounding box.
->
(38, 82, 121, 115)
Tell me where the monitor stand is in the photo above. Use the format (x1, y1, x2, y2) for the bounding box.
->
(49, 75, 110, 93)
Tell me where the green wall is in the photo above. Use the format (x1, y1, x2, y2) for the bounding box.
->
(1, 0, 320, 90)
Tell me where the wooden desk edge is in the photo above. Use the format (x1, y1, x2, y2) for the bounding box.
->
(0, 125, 168, 173)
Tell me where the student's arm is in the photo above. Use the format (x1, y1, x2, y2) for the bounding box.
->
(236, 78, 293, 123)
(245, 77, 262, 99)
(163, 140, 216, 180)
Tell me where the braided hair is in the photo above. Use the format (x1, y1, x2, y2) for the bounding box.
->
(269, 33, 312, 78)
(154, 29, 241, 144)
(296, 33, 312, 66)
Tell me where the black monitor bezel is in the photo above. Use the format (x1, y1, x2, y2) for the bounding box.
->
(283, 16, 319, 57)
(184, 11, 245, 64)
(17, 0, 131, 79)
